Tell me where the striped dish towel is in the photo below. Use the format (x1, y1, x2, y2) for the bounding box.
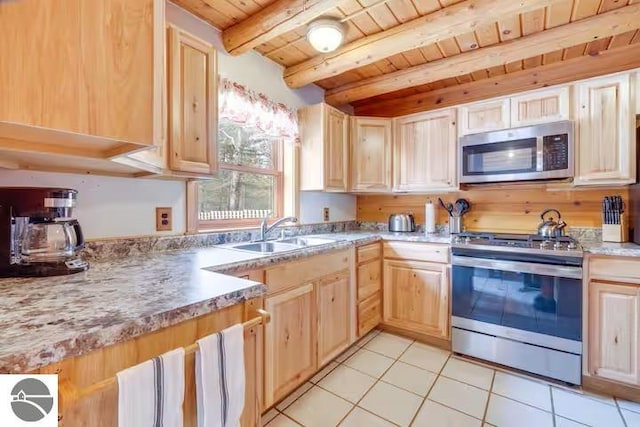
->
(117, 348, 185, 427)
(196, 324, 245, 427)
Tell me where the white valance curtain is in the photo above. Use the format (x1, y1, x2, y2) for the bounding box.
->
(218, 78, 299, 144)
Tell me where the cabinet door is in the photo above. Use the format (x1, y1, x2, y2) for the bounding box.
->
(350, 117, 393, 192)
(575, 74, 635, 185)
(383, 260, 449, 339)
(458, 98, 510, 135)
(264, 284, 317, 407)
(589, 281, 640, 385)
(168, 26, 217, 175)
(394, 109, 457, 192)
(317, 271, 351, 365)
(510, 86, 571, 127)
(325, 107, 349, 191)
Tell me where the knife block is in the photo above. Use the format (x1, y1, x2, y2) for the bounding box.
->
(602, 213, 628, 243)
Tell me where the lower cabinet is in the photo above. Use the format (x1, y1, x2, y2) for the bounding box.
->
(382, 247, 450, 341)
(264, 284, 317, 407)
(589, 280, 640, 386)
(317, 271, 351, 366)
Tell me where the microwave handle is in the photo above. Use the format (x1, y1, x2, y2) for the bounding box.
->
(536, 136, 544, 172)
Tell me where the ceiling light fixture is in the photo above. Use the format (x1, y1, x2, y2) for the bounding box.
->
(306, 18, 345, 53)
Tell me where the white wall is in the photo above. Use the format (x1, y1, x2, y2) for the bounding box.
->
(0, 3, 355, 239)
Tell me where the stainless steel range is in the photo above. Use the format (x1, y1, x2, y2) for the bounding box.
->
(451, 232, 583, 384)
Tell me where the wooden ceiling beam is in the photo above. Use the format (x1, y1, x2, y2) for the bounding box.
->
(222, 0, 343, 56)
(282, 0, 556, 88)
(327, 2, 640, 105)
(352, 43, 640, 117)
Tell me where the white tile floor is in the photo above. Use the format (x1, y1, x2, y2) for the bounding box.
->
(262, 329, 640, 427)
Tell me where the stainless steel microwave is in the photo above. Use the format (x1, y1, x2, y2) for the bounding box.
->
(459, 121, 574, 184)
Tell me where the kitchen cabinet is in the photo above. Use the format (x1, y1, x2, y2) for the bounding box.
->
(458, 98, 510, 136)
(264, 283, 317, 407)
(393, 109, 457, 192)
(350, 117, 393, 192)
(510, 86, 571, 127)
(317, 271, 351, 365)
(298, 103, 349, 192)
(41, 300, 263, 427)
(382, 242, 450, 342)
(0, 0, 164, 161)
(356, 243, 382, 337)
(574, 74, 635, 186)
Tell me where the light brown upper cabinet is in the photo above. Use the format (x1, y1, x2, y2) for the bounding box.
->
(350, 117, 393, 192)
(510, 86, 571, 127)
(298, 103, 349, 192)
(574, 74, 635, 186)
(458, 98, 510, 136)
(0, 0, 164, 159)
(393, 109, 457, 192)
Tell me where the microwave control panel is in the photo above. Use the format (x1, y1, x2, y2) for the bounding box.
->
(543, 134, 569, 171)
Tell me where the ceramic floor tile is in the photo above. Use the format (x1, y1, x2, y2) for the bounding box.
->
(428, 376, 489, 419)
(399, 342, 450, 373)
(486, 394, 553, 427)
(364, 332, 413, 359)
(355, 330, 379, 347)
(266, 414, 301, 427)
(555, 416, 589, 427)
(343, 348, 395, 378)
(276, 382, 313, 411)
(309, 361, 339, 384)
(318, 364, 376, 403)
(412, 400, 482, 427)
(339, 407, 396, 427)
(381, 361, 437, 397)
(359, 381, 423, 427)
(491, 372, 552, 411)
(335, 345, 359, 363)
(623, 409, 640, 427)
(262, 408, 279, 426)
(552, 388, 625, 427)
(284, 386, 353, 427)
(618, 398, 640, 414)
(441, 357, 494, 390)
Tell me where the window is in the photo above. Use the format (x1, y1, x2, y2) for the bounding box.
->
(197, 119, 284, 229)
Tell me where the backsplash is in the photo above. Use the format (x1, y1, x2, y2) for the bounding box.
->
(82, 221, 359, 261)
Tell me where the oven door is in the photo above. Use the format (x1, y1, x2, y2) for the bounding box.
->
(451, 255, 582, 354)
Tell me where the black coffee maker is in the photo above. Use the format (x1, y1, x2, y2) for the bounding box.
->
(0, 187, 89, 277)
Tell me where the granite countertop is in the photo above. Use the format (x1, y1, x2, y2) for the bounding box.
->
(0, 231, 451, 373)
(582, 241, 640, 257)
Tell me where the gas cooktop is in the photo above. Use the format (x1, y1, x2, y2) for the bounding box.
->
(451, 232, 583, 257)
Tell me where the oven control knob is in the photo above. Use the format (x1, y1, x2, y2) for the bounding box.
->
(540, 240, 549, 248)
(453, 236, 461, 244)
(553, 241, 562, 250)
(464, 237, 471, 244)
(567, 241, 577, 250)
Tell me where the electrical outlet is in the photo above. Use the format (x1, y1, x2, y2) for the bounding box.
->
(323, 207, 330, 222)
(156, 207, 173, 231)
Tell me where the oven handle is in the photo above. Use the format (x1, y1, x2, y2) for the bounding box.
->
(452, 256, 582, 279)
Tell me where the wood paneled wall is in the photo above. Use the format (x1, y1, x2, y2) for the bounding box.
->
(357, 185, 630, 234)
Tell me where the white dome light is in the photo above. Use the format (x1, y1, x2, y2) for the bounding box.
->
(307, 18, 345, 53)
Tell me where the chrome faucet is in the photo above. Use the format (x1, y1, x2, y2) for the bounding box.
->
(259, 216, 298, 241)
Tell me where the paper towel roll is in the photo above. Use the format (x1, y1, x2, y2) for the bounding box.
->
(425, 200, 436, 233)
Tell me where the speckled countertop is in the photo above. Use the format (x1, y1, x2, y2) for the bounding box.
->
(582, 242, 640, 257)
(0, 231, 450, 373)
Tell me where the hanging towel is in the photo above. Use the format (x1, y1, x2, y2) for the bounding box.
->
(117, 347, 185, 427)
(196, 323, 245, 427)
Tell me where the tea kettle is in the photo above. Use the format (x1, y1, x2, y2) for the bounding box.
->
(537, 208, 567, 238)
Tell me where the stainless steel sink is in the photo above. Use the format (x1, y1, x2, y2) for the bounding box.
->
(229, 241, 301, 253)
(277, 237, 337, 246)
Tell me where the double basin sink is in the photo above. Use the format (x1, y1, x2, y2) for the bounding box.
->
(228, 237, 338, 254)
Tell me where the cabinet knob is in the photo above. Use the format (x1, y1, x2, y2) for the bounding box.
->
(192, 100, 199, 111)
(195, 136, 200, 142)
(614, 336, 618, 344)
(331, 297, 335, 302)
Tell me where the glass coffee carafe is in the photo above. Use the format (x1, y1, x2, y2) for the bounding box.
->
(19, 219, 85, 263)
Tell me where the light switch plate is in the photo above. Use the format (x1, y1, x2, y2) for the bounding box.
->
(156, 207, 173, 231)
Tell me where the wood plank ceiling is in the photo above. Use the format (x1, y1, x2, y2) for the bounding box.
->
(173, 0, 640, 116)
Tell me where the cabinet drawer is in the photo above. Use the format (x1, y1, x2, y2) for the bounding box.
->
(357, 259, 381, 301)
(357, 243, 381, 264)
(266, 250, 350, 295)
(589, 256, 640, 284)
(358, 293, 381, 337)
(383, 242, 449, 264)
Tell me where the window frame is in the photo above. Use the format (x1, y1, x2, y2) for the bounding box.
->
(195, 133, 285, 231)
